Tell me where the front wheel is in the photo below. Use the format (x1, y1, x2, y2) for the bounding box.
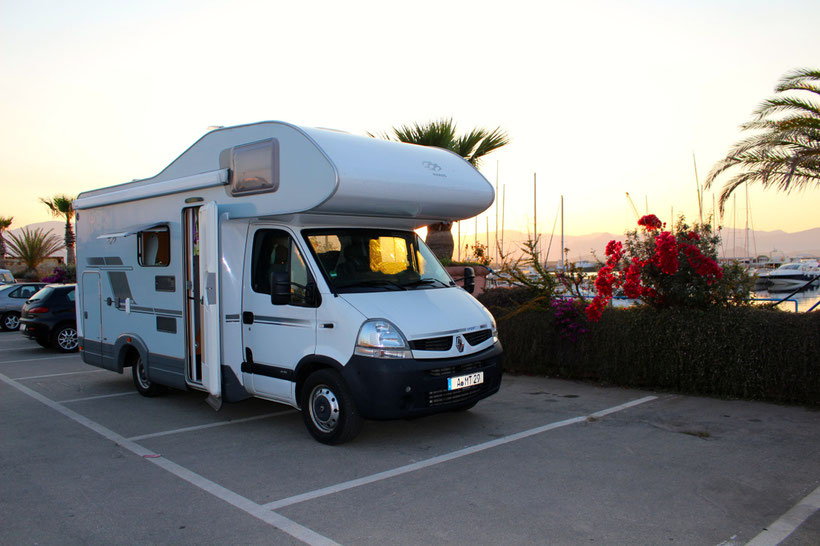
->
(300, 369, 363, 445)
(132, 354, 165, 397)
(53, 324, 79, 352)
(2, 312, 20, 331)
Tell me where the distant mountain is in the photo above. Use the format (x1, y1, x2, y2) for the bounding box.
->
(456, 227, 820, 265)
(6, 221, 818, 265)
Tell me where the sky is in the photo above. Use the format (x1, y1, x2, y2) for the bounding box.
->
(1, 0, 818, 240)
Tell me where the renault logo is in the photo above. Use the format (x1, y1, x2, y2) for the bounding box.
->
(456, 336, 465, 353)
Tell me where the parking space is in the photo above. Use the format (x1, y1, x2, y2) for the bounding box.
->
(1, 329, 818, 545)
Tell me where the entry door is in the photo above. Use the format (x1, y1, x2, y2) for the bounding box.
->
(198, 202, 222, 399)
(242, 227, 317, 402)
(81, 271, 102, 366)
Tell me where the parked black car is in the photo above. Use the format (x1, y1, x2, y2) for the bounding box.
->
(19, 284, 78, 352)
(0, 282, 46, 330)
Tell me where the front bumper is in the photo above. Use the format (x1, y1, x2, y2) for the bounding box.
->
(340, 341, 503, 420)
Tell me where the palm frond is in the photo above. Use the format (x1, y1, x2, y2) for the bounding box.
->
(371, 118, 509, 167)
(707, 67, 820, 210)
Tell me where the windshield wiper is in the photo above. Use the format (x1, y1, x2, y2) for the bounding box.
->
(337, 280, 407, 291)
(402, 278, 451, 289)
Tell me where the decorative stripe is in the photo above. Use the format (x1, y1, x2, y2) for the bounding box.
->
(253, 316, 312, 327)
(241, 361, 295, 381)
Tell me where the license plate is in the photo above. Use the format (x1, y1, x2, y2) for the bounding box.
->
(447, 371, 483, 391)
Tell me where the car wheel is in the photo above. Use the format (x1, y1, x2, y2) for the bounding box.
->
(1, 311, 20, 331)
(53, 324, 79, 352)
(300, 369, 363, 445)
(131, 354, 165, 397)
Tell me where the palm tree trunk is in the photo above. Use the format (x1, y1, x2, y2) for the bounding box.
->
(0, 234, 5, 269)
(425, 222, 454, 261)
(64, 217, 75, 265)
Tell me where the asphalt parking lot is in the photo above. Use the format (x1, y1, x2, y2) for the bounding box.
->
(1, 329, 819, 545)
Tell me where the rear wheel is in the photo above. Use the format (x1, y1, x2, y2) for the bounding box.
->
(53, 324, 79, 352)
(1, 312, 20, 331)
(132, 353, 165, 397)
(300, 369, 363, 445)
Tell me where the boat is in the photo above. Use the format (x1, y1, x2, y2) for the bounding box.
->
(758, 260, 820, 291)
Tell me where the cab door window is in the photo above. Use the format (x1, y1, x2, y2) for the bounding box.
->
(251, 229, 316, 306)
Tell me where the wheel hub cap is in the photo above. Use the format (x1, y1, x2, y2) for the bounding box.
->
(310, 387, 339, 433)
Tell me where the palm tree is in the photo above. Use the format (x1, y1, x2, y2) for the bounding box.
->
(0, 216, 12, 269)
(373, 118, 509, 260)
(705, 68, 820, 213)
(5, 227, 64, 279)
(40, 194, 76, 265)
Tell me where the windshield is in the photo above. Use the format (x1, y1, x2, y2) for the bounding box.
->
(304, 229, 454, 293)
(0, 272, 14, 283)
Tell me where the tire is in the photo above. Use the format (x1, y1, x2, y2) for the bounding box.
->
(300, 369, 363, 445)
(52, 324, 79, 352)
(2, 312, 20, 331)
(131, 353, 165, 397)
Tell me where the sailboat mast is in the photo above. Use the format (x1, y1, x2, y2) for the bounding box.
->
(494, 161, 499, 265)
(559, 195, 564, 271)
(533, 173, 538, 257)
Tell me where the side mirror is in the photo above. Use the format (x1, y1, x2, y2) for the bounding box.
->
(463, 267, 475, 294)
(270, 271, 290, 305)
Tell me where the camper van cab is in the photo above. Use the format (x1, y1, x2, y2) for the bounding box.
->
(74, 122, 503, 444)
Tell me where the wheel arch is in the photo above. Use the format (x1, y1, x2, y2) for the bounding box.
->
(294, 355, 345, 409)
(114, 333, 149, 374)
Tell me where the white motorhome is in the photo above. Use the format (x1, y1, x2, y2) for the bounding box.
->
(74, 121, 503, 444)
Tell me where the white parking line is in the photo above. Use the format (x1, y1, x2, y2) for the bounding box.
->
(0, 355, 81, 365)
(59, 391, 139, 403)
(263, 395, 658, 510)
(0, 371, 338, 546)
(746, 484, 820, 546)
(15, 369, 106, 380)
(128, 411, 297, 441)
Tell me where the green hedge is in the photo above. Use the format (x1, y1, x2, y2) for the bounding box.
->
(479, 289, 820, 406)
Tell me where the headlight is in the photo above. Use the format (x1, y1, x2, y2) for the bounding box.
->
(355, 319, 412, 359)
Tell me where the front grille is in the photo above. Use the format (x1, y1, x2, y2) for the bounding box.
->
(428, 384, 484, 407)
(427, 361, 482, 377)
(410, 336, 453, 351)
(464, 329, 492, 346)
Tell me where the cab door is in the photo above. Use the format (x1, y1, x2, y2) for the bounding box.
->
(241, 227, 317, 403)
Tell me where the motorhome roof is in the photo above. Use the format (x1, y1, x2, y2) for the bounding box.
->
(75, 121, 495, 225)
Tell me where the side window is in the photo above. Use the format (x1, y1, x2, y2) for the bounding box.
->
(251, 229, 314, 306)
(17, 286, 37, 299)
(138, 226, 170, 267)
(66, 290, 76, 303)
(8, 287, 22, 298)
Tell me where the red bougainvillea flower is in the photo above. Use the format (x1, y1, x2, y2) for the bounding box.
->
(605, 240, 623, 261)
(653, 231, 679, 275)
(680, 243, 723, 283)
(623, 261, 643, 299)
(585, 297, 605, 322)
(637, 214, 663, 230)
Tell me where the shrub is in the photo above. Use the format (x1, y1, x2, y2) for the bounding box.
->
(42, 265, 76, 283)
(477, 290, 820, 407)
